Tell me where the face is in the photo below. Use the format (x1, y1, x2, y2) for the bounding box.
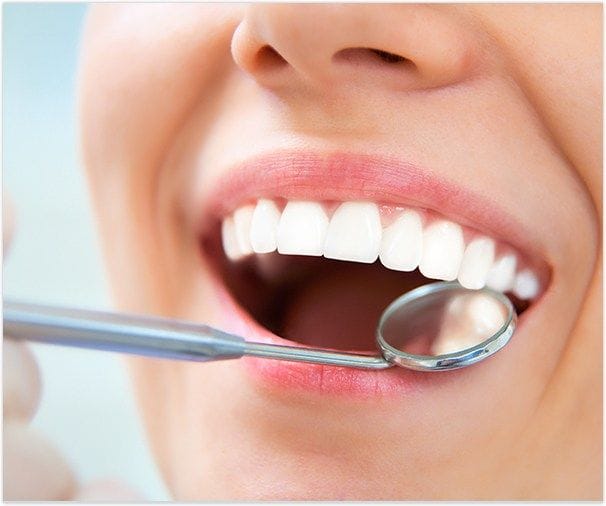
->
(78, 4, 602, 500)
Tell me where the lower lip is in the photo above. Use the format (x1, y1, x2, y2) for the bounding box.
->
(208, 267, 473, 399)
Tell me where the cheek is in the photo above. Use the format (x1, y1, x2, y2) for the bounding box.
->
(470, 4, 602, 209)
(80, 4, 241, 163)
(79, 3, 241, 211)
(78, 4, 242, 312)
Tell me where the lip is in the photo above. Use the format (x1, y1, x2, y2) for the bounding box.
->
(194, 150, 549, 397)
(197, 150, 548, 269)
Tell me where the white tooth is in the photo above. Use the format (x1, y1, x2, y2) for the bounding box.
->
(419, 220, 464, 281)
(323, 201, 382, 263)
(513, 269, 539, 300)
(232, 205, 255, 256)
(430, 292, 507, 355)
(221, 217, 243, 261)
(379, 210, 423, 271)
(486, 254, 517, 292)
(250, 199, 281, 253)
(457, 237, 495, 289)
(277, 201, 329, 256)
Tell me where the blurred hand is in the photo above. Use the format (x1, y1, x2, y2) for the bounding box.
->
(3, 193, 143, 500)
(3, 192, 76, 500)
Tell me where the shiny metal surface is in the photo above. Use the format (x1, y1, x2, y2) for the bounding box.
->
(244, 342, 392, 369)
(376, 282, 517, 371)
(4, 301, 247, 362)
(3, 300, 391, 368)
(4, 281, 516, 372)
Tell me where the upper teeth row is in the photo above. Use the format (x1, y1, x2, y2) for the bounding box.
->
(221, 199, 540, 300)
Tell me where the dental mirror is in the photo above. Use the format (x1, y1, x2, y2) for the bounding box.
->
(375, 281, 517, 371)
(4, 282, 516, 372)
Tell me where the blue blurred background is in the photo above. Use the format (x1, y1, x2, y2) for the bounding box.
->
(3, 3, 168, 499)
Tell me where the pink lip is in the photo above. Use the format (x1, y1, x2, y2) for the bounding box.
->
(196, 150, 545, 397)
(199, 150, 545, 265)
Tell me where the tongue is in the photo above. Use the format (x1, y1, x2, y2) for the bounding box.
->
(279, 261, 426, 351)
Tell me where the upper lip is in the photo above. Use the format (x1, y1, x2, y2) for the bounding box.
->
(196, 149, 547, 271)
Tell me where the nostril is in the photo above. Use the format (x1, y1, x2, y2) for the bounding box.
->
(254, 45, 289, 71)
(333, 47, 417, 71)
(370, 49, 407, 64)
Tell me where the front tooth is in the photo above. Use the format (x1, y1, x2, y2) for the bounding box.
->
(233, 205, 255, 256)
(323, 201, 382, 263)
(379, 210, 423, 271)
(486, 254, 517, 292)
(419, 220, 464, 281)
(250, 199, 281, 253)
(457, 237, 495, 289)
(221, 217, 243, 261)
(513, 269, 539, 300)
(277, 201, 329, 256)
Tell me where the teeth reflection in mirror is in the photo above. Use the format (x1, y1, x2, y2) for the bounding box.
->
(250, 199, 281, 254)
(430, 292, 506, 355)
(457, 237, 495, 289)
(277, 201, 329, 256)
(513, 269, 539, 300)
(324, 201, 382, 263)
(486, 254, 517, 292)
(233, 205, 255, 256)
(221, 217, 243, 261)
(379, 210, 423, 271)
(419, 220, 464, 281)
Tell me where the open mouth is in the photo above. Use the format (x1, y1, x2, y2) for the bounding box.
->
(197, 153, 548, 363)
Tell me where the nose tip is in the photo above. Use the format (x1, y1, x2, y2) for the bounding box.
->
(231, 4, 478, 92)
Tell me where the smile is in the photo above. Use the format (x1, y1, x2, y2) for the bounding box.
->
(222, 199, 540, 298)
(196, 151, 550, 397)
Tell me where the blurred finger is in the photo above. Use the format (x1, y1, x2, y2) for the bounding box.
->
(3, 340, 41, 422)
(75, 478, 145, 501)
(3, 191, 15, 256)
(3, 422, 77, 500)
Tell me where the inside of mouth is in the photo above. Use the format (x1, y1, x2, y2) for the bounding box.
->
(203, 227, 529, 354)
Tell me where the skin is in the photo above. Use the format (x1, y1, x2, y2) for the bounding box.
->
(5, 3, 601, 500)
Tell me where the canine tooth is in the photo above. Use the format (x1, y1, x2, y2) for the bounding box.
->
(323, 201, 382, 263)
(233, 205, 255, 256)
(486, 254, 517, 292)
(513, 269, 539, 300)
(277, 201, 329, 256)
(379, 210, 423, 271)
(457, 237, 495, 289)
(419, 220, 464, 281)
(221, 217, 243, 261)
(250, 199, 281, 253)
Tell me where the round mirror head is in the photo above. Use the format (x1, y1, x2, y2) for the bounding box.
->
(376, 282, 516, 371)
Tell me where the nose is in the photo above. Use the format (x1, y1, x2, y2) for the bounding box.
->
(231, 4, 478, 93)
